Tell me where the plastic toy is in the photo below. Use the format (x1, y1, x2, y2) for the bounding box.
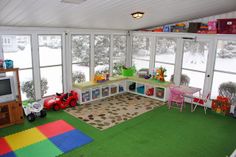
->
(44, 90, 78, 111)
(94, 73, 109, 83)
(155, 67, 167, 82)
(4, 59, 14, 69)
(137, 68, 149, 78)
(146, 88, 154, 96)
(23, 100, 47, 122)
(144, 74, 152, 79)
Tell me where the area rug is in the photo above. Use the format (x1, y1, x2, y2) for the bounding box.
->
(0, 120, 93, 157)
(65, 93, 164, 130)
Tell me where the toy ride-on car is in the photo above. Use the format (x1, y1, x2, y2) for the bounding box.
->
(23, 100, 47, 122)
(44, 90, 78, 111)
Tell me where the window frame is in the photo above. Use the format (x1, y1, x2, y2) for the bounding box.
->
(1, 34, 35, 101)
(38, 34, 64, 97)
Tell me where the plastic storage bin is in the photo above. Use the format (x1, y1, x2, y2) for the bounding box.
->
(217, 18, 236, 34)
(137, 86, 145, 94)
(122, 68, 135, 76)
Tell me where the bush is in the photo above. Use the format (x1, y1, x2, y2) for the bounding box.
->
(72, 71, 86, 84)
(170, 74, 190, 86)
(219, 81, 236, 103)
(21, 78, 48, 100)
(113, 63, 124, 76)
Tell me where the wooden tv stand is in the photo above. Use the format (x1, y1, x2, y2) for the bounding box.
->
(0, 68, 24, 128)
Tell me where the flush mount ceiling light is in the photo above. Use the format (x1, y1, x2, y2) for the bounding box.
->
(131, 11, 144, 19)
(61, 0, 86, 5)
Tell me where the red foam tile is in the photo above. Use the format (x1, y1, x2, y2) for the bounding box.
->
(0, 138, 12, 155)
(37, 120, 75, 138)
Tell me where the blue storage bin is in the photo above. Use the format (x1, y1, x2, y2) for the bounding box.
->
(4, 60, 13, 69)
(137, 86, 145, 94)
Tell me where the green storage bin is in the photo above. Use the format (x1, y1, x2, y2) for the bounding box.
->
(122, 68, 135, 76)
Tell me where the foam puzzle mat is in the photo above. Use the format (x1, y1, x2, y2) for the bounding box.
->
(0, 120, 93, 157)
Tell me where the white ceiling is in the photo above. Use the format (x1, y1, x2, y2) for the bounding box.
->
(0, 0, 236, 30)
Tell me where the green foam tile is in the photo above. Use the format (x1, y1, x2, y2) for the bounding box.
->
(15, 139, 63, 157)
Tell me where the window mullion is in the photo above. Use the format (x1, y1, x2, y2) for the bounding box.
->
(90, 33, 95, 81)
(110, 34, 114, 76)
(32, 33, 41, 100)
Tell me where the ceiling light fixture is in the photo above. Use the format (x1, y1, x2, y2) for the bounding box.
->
(61, 0, 86, 5)
(131, 11, 144, 19)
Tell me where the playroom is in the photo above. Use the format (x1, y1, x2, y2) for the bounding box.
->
(0, 0, 236, 157)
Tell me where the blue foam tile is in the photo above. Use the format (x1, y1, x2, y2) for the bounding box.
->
(49, 129, 93, 153)
(1, 152, 16, 157)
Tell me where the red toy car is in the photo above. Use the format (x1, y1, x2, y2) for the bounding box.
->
(44, 90, 79, 111)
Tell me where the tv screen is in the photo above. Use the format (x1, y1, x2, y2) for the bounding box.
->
(0, 79, 12, 96)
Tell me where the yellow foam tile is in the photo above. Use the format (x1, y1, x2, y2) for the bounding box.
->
(4, 128, 47, 151)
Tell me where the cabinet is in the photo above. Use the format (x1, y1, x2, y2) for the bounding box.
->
(74, 76, 170, 104)
(0, 68, 24, 128)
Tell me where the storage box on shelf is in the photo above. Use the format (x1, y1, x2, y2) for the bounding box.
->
(73, 75, 170, 104)
(110, 84, 118, 95)
(0, 68, 24, 128)
(92, 88, 100, 100)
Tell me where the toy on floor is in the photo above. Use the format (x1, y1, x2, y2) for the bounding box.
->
(44, 90, 78, 111)
(23, 100, 47, 122)
(155, 66, 167, 82)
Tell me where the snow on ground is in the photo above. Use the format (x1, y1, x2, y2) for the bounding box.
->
(4, 44, 32, 68)
(155, 53, 175, 64)
(72, 65, 90, 81)
(40, 66, 63, 97)
(39, 47, 62, 66)
(182, 50, 208, 71)
(215, 57, 236, 73)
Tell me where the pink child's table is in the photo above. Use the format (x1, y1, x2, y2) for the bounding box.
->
(169, 84, 202, 111)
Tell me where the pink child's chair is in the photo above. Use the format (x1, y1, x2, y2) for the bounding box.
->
(168, 87, 185, 112)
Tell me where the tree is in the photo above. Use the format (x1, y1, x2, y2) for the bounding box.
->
(94, 35, 110, 66)
(156, 38, 177, 54)
(21, 78, 48, 100)
(72, 36, 90, 66)
(219, 81, 236, 103)
(72, 71, 86, 84)
(112, 63, 123, 76)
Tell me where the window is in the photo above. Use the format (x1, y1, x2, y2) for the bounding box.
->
(211, 40, 236, 99)
(181, 40, 209, 90)
(155, 37, 177, 81)
(72, 35, 90, 85)
(38, 35, 63, 97)
(94, 35, 110, 74)
(132, 36, 150, 71)
(113, 35, 127, 75)
(2, 35, 33, 101)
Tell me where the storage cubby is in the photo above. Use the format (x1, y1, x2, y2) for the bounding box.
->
(118, 81, 126, 93)
(136, 83, 145, 95)
(102, 86, 109, 97)
(110, 84, 118, 95)
(155, 87, 165, 99)
(145, 85, 154, 96)
(127, 81, 136, 92)
(82, 90, 91, 102)
(92, 88, 100, 100)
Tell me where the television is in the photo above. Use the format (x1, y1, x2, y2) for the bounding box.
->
(0, 76, 16, 103)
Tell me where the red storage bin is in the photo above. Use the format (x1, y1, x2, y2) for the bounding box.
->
(217, 18, 236, 34)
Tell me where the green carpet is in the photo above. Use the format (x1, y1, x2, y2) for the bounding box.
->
(0, 105, 236, 157)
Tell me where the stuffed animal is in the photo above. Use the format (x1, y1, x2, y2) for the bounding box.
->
(156, 67, 167, 82)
